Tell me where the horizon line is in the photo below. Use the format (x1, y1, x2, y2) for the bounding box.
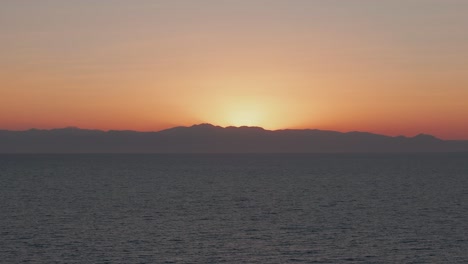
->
(1, 123, 463, 141)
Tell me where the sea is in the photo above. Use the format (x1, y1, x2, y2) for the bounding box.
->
(1, 153, 467, 263)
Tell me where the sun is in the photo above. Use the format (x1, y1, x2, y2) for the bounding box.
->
(228, 108, 263, 127)
(199, 97, 284, 129)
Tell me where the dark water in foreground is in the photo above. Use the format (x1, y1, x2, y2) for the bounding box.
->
(1, 154, 467, 263)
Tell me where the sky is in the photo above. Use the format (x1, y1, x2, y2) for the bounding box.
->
(1, 0, 467, 139)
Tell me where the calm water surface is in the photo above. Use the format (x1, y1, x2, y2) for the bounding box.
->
(1, 154, 467, 263)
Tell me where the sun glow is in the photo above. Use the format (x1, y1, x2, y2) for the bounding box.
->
(228, 108, 263, 127)
(205, 99, 270, 128)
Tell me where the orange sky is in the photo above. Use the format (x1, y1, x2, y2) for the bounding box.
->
(1, 1, 468, 139)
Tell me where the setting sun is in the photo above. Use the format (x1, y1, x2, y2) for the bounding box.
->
(227, 107, 263, 127)
(198, 98, 278, 129)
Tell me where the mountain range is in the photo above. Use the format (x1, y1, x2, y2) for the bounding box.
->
(1, 124, 467, 153)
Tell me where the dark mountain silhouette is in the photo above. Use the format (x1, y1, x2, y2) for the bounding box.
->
(0, 124, 467, 153)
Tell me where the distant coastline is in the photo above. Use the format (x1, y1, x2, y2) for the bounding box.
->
(1, 124, 467, 153)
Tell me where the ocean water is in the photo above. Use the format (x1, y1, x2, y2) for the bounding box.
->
(1, 153, 467, 263)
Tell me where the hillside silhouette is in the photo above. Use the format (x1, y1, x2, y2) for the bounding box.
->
(0, 124, 467, 153)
